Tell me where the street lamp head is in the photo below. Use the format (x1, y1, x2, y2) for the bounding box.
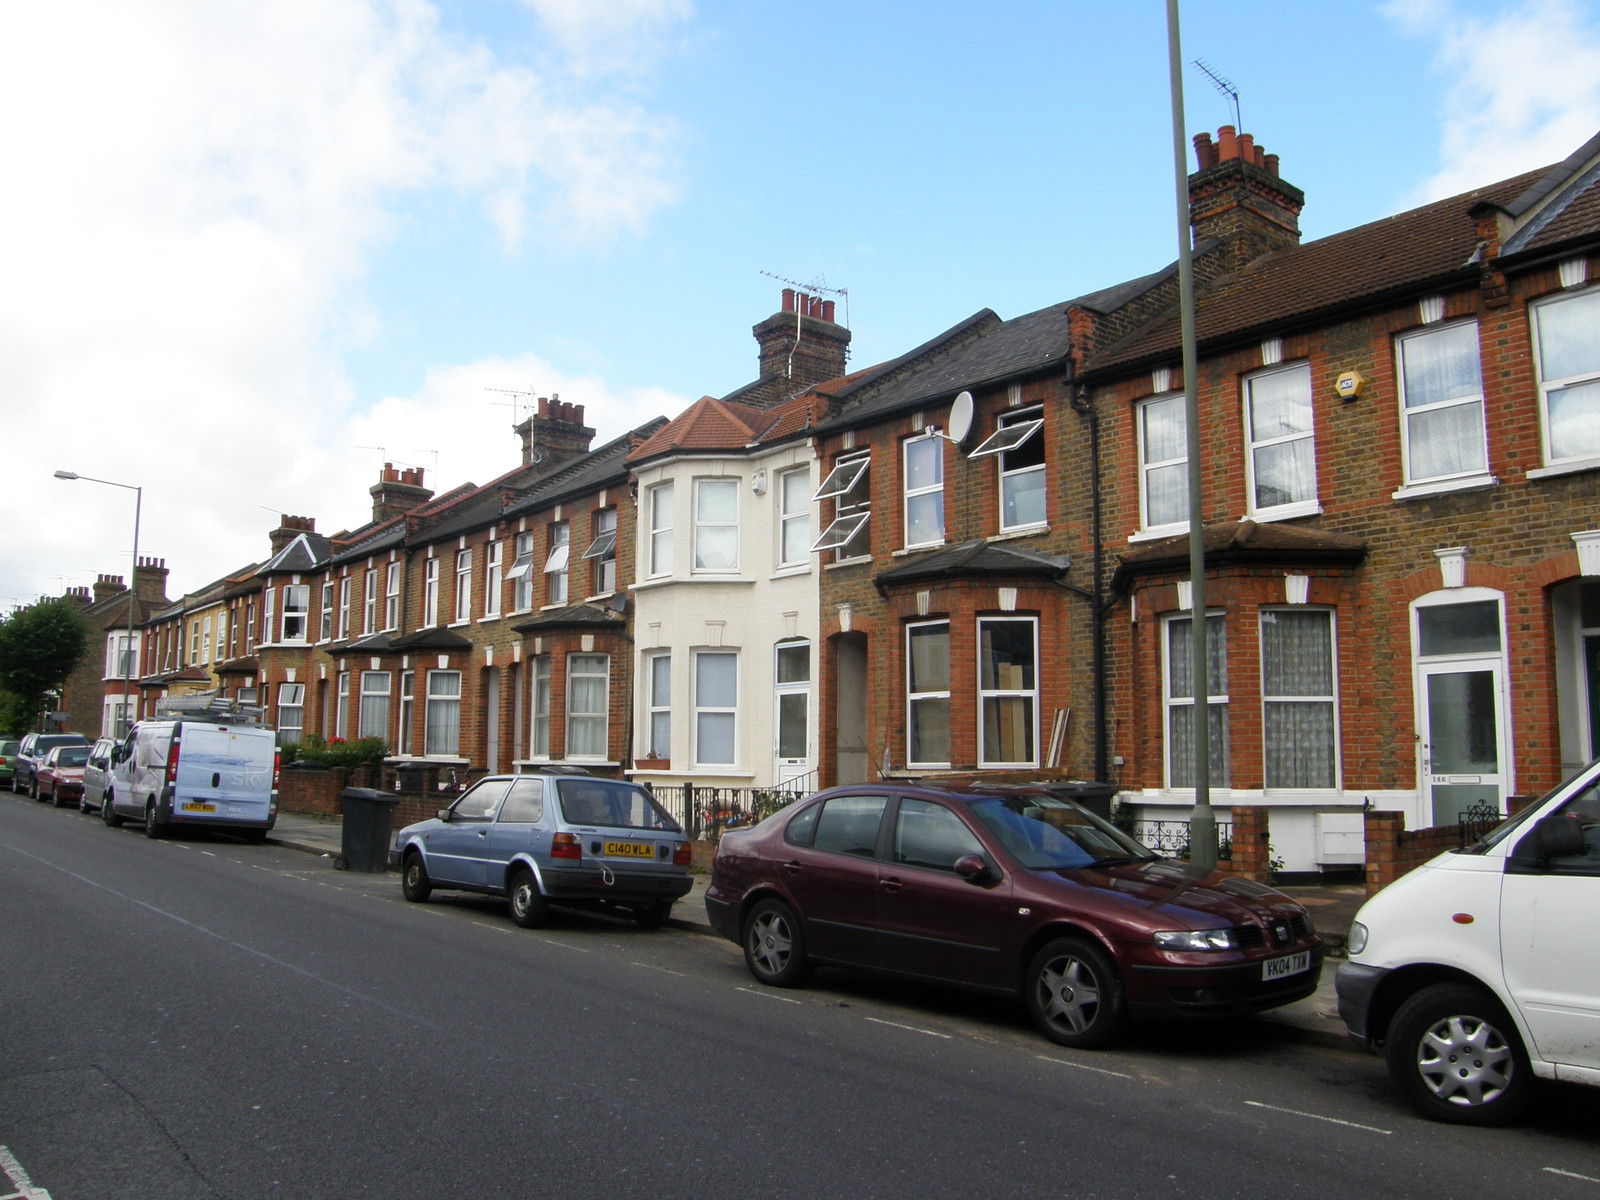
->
(53, 470, 79, 480)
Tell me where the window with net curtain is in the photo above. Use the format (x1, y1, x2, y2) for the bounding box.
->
(1165, 613, 1229, 788)
(358, 671, 391, 741)
(1397, 321, 1487, 484)
(1244, 363, 1317, 515)
(1533, 285, 1600, 464)
(425, 670, 461, 756)
(1138, 393, 1188, 531)
(566, 654, 608, 757)
(1260, 609, 1336, 789)
(695, 651, 737, 765)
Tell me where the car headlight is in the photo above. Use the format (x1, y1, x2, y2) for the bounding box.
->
(1347, 921, 1368, 955)
(1153, 928, 1238, 952)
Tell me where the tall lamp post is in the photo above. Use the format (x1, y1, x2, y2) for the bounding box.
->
(54, 471, 142, 736)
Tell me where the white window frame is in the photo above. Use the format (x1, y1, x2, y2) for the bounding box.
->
(384, 562, 400, 631)
(334, 670, 350, 740)
(774, 640, 811, 764)
(776, 465, 811, 569)
(281, 585, 310, 644)
(277, 683, 305, 746)
(1395, 320, 1490, 491)
(544, 522, 570, 605)
(647, 482, 674, 578)
(1243, 361, 1319, 520)
(1163, 611, 1230, 789)
(508, 532, 535, 612)
(454, 548, 472, 623)
(1259, 608, 1339, 791)
(565, 653, 609, 760)
(358, 670, 391, 741)
(1531, 284, 1600, 470)
(202, 616, 212, 664)
(189, 619, 201, 663)
(397, 670, 414, 756)
(693, 478, 740, 573)
(424, 670, 461, 757)
(363, 569, 378, 635)
(484, 540, 503, 617)
(906, 620, 951, 769)
(582, 509, 618, 595)
(1136, 392, 1188, 536)
(811, 453, 870, 556)
(970, 407, 1046, 532)
(423, 557, 439, 627)
(902, 433, 945, 550)
(693, 649, 738, 768)
(977, 616, 1038, 769)
(529, 656, 551, 758)
(320, 576, 334, 641)
(645, 651, 671, 761)
(337, 576, 351, 641)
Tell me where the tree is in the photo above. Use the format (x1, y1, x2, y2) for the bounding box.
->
(0, 599, 91, 735)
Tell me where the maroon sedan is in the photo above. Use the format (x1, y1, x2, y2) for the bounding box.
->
(706, 784, 1323, 1048)
(35, 744, 91, 809)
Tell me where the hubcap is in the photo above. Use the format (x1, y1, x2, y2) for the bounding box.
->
(1039, 956, 1101, 1033)
(1416, 1014, 1514, 1107)
(751, 913, 791, 976)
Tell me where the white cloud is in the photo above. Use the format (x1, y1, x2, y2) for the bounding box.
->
(0, 0, 687, 610)
(1383, 0, 1600, 200)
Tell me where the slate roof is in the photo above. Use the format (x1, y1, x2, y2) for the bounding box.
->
(511, 600, 628, 634)
(257, 531, 334, 576)
(874, 540, 1071, 593)
(1501, 128, 1600, 256)
(501, 420, 668, 524)
(1109, 521, 1367, 594)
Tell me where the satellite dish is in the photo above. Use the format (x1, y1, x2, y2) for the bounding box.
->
(948, 391, 975, 445)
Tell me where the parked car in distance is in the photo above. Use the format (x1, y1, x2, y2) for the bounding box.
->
(706, 783, 1323, 1049)
(35, 744, 91, 808)
(1338, 756, 1600, 1126)
(0, 739, 19, 787)
(12, 732, 89, 796)
(391, 770, 693, 929)
(79, 737, 118, 814)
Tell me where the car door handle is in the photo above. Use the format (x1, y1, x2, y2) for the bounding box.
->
(879, 876, 905, 894)
(211, 773, 220, 788)
(782, 860, 802, 876)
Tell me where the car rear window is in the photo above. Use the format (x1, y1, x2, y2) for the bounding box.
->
(55, 747, 90, 767)
(555, 779, 680, 832)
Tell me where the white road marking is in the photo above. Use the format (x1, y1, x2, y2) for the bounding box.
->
(736, 986, 801, 1004)
(534, 938, 590, 953)
(865, 1017, 952, 1039)
(1036, 1055, 1132, 1079)
(631, 962, 686, 977)
(1243, 1100, 1392, 1135)
(0, 1144, 53, 1199)
(1546, 1167, 1600, 1185)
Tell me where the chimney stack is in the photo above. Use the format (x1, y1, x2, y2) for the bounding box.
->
(268, 515, 316, 557)
(93, 574, 125, 605)
(134, 556, 169, 605)
(1188, 125, 1303, 269)
(369, 463, 434, 524)
(749, 288, 852, 408)
(515, 394, 595, 468)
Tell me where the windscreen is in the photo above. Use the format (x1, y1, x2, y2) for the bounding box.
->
(969, 794, 1156, 871)
(555, 779, 680, 832)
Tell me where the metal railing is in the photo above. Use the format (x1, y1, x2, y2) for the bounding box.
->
(645, 778, 816, 840)
(1457, 801, 1504, 849)
(1128, 819, 1234, 862)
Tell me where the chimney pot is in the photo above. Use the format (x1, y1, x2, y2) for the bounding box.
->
(1264, 152, 1280, 178)
(782, 287, 795, 313)
(1217, 124, 1237, 161)
(822, 300, 835, 323)
(1237, 133, 1255, 165)
(574, 403, 585, 425)
(538, 397, 549, 418)
(1192, 131, 1216, 170)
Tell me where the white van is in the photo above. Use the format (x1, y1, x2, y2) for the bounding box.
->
(1337, 757, 1600, 1125)
(104, 709, 279, 841)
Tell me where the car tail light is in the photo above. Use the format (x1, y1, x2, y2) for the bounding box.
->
(672, 841, 691, 867)
(165, 740, 181, 785)
(272, 750, 280, 788)
(551, 832, 582, 860)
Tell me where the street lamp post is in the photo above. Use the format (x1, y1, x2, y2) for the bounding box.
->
(54, 470, 142, 736)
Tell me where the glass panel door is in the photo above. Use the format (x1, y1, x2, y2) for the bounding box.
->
(1422, 662, 1504, 825)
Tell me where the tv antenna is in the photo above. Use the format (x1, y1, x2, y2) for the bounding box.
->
(486, 386, 536, 425)
(1192, 58, 1241, 132)
(759, 270, 850, 330)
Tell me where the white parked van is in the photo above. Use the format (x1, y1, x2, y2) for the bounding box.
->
(104, 704, 279, 841)
(1337, 757, 1600, 1125)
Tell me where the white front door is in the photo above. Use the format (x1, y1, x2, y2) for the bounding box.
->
(1420, 660, 1507, 826)
(773, 641, 811, 787)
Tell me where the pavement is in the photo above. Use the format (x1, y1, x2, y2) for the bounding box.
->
(268, 810, 1365, 1051)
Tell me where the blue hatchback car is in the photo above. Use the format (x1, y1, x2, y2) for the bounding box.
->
(390, 771, 693, 929)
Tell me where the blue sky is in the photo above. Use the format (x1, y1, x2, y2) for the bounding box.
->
(5, 0, 1600, 608)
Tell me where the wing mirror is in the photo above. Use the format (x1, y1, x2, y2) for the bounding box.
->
(436, 808, 453, 822)
(1531, 813, 1585, 860)
(953, 854, 993, 884)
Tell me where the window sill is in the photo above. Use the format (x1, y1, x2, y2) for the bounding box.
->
(447, 620, 471, 629)
(1527, 455, 1600, 481)
(1391, 474, 1498, 502)
(769, 565, 813, 580)
(991, 524, 1050, 542)
(1128, 525, 1187, 544)
(1246, 501, 1322, 523)
(478, 614, 501, 624)
(823, 555, 873, 571)
(893, 542, 947, 558)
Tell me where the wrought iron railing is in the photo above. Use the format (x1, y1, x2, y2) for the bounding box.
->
(1129, 819, 1234, 862)
(1457, 801, 1504, 849)
(645, 778, 816, 840)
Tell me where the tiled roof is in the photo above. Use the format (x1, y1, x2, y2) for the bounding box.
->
(627, 397, 773, 461)
(874, 540, 1070, 591)
(1109, 520, 1367, 594)
(511, 600, 628, 633)
(1086, 167, 1549, 375)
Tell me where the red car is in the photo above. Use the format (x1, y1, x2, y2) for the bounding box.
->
(705, 783, 1324, 1048)
(35, 744, 91, 808)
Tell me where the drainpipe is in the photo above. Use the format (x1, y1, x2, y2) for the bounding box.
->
(1068, 383, 1108, 782)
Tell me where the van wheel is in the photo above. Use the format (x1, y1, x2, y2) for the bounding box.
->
(144, 802, 165, 839)
(507, 867, 547, 928)
(1026, 936, 1128, 1049)
(1386, 983, 1534, 1125)
(103, 791, 123, 828)
(401, 851, 432, 903)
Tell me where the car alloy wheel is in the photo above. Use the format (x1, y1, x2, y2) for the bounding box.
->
(742, 898, 809, 987)
(1026, 936, 1128, 1049)
(1386, 983, 1533, 1125)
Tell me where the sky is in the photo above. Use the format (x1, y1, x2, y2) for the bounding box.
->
(5, 0, 1600, 610)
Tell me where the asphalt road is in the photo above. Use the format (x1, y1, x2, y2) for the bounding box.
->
(6, 792, 1600, 1200)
